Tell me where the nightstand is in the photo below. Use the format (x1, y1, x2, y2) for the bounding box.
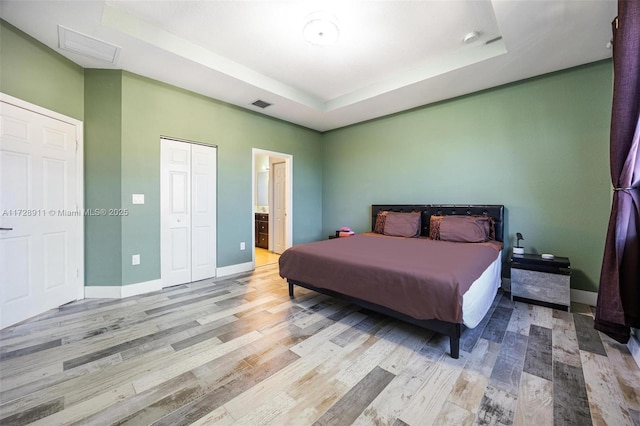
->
(510, 253, 571, 311)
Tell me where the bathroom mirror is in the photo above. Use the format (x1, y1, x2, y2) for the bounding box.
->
(256, 171, 269, 209)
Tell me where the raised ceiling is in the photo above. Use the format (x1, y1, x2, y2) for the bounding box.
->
(1, 1, 616, 131)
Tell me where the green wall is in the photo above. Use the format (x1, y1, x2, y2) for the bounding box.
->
(322, 61, 613, 292)
(118, 72, 323, 285)
(82, 72, 323, 287)
(0, 21, 84, 120)
(84, 70, 123, 286)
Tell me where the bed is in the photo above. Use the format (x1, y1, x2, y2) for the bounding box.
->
(279, 204, 505, 358)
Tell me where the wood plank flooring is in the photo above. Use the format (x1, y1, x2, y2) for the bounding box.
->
(1, 264, 639, 425)
(255, 248, 280, 268)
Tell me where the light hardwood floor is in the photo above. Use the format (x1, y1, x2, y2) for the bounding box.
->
(255, 248, 280, 268)
(1, 264, 639, 425)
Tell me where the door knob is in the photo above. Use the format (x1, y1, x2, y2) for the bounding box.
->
(0, 228, 13, 231)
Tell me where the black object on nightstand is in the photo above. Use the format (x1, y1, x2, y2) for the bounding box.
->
(510, 253, 571, 311)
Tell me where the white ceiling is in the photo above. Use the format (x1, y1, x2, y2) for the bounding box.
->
(1, 0, 616, 132)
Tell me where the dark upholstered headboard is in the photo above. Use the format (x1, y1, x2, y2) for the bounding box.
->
(371, 204, 505, 242)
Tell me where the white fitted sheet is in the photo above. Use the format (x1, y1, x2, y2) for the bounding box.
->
(462, 250, 502, 328)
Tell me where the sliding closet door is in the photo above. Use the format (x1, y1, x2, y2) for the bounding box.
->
(190, 144, 217, 281)
(161, 139, 192, 286)
(161, 138, 216, 287)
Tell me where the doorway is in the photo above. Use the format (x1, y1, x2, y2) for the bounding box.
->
(252, 149, 292, 267)
(0, 94, 84, 328)
(160, 138, 217, 287)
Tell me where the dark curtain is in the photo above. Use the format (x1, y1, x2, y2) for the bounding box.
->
(595, 0, 640, 343)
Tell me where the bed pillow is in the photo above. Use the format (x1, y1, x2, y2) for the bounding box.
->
(374, 211, 388, 234)
(383, 211, 421, 238)
(430, 215, 494, 242)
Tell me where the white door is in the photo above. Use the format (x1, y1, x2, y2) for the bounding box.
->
(161, 139, 192, 286)
(161, 139, 216, 287)
(190, 144, 217, 281)
(0, 101, 82, 328)
(273, 161, 286, 254)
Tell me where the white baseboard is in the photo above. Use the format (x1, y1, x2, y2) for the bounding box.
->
(628, 333, 640, 370)
(84, 285, 122, 299)
(570, 289, 598, 307)
(217, 262, 254, 277)
(122, 279, 163, 298)
(84, 279, 162, 299)
(84, 262, 256, 299)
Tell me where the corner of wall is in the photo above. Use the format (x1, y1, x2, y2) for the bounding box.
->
(84, 70, 124, 286)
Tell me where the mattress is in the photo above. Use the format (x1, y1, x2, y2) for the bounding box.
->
(462, 250, 502, 328)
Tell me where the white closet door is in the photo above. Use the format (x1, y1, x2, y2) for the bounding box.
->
(161, 139, 216, 287)
(161, 139, 192, 287)
(190, 144, 216, 281)
(1, 101, 81, 328)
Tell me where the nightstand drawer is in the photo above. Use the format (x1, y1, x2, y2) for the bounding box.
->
(511, 268, 570, 308)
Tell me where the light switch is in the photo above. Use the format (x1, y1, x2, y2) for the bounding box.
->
(132, 194, 145, 204)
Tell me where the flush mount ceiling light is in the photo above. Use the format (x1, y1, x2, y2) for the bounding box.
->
(303, 12, 339, 46)
(463, 31, 480, 44)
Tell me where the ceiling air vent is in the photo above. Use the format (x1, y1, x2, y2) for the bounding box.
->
(58, 25, 121, 63)
(252, 100, 272, 109)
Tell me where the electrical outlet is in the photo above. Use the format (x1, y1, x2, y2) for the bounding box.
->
(132, 254, 140, 265)
(240, 242, 246, 250)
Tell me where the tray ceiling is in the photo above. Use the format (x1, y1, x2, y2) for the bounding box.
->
(1, 1, 616, 131)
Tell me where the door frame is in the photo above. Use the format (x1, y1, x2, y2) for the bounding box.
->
(0, 92, 85, 301)
(251, 148, 292, 265)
